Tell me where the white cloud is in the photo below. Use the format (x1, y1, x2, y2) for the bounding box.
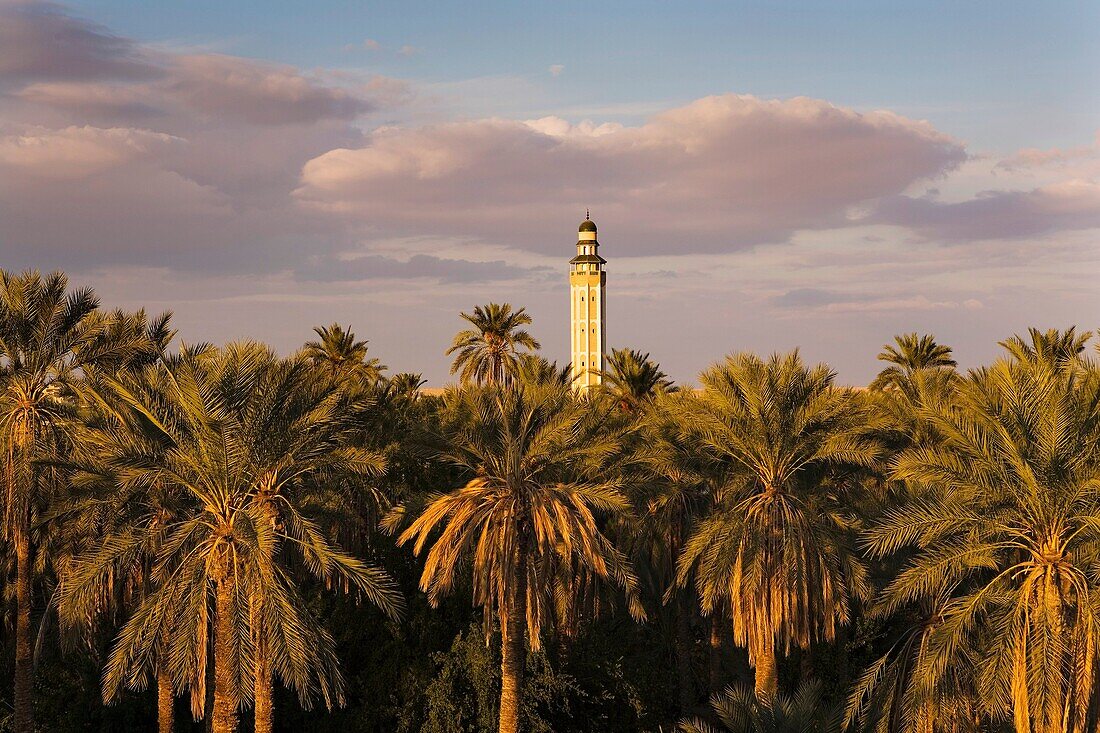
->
(0, 125, 180, 179)
(296, 94, 967, 254)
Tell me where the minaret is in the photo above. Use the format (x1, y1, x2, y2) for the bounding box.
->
(569, 212, 606, 391)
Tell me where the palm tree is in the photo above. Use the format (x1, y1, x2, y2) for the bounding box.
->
(870, 334, 956, 392)
(304, 323, 387, 385)
(673, 352, 881, 700)
(843, 591, 981, 733)
(863, 357, 1100, 733)
(387, 372, 427, 400)
(999, 326, 1091, 371)
(0, 269, 166, 733)
(516, 354, 572, 388)
(398, 382, 644, 733)
(445, 303, 541, 387)
(680, 680, 840, 733)
(630, 391, 723, 712)
(599, 348, 675, 412)
(58, 381, 187, 733)
(67, 343, 403, 733)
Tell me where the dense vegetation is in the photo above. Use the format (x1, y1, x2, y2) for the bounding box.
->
(1, 269, 1099, 733)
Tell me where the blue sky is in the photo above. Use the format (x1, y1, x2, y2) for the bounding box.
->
(2, 0, 1099, 383)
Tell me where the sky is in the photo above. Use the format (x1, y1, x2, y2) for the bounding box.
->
(1, 0, 1098, 385)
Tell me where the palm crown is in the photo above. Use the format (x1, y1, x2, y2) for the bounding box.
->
(870, 333, 956, 392)
(600, 347, 675, 412)
(304, 323, 387, 385)
(864, 356, 1100, 733)
(674, 352, 881, 699)
(66, 343, 402, 733)
(398, 382, 642, 733)
(999, 326, 1091, 371)
(446, 303, 541, 386)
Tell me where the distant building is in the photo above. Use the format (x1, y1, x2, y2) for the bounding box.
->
(569, 214, 606, 391)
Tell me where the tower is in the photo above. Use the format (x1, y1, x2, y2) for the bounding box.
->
(569, 213, 606, 391)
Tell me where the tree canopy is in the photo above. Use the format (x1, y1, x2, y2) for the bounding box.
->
(5, 275, 1100, 733)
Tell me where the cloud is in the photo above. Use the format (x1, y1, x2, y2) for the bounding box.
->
(0, 125, 180, 178)
(549, 64, 564, 77)
(820, 295, 983, 314)
(1, 2, 388, 127)
(343, 38, 381, 53)
(771, 288, 856, 308)
(877, 133, 1100, 241)
(874, 180, 1100, 241)
(163, 54, 372, 125)
(0, 1, 416, 275)
(296, 94, 967, 255)
(770, 287, 984, 314)
(398, 45, 419, 57)
(995, 133, 1100, 173)
(297, 253, 551, 284)
(0, 1, 158, 84)
(15, 81, 164, 119)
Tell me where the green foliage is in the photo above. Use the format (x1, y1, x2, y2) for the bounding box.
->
(680, 680, 840, 733)
(599, 348, 675, 412)
(4, 274, 1100, 733)
(421, 625, 504, 733)
(672, 352, 881, 696)
(869, 333, 956, 392)
(445, 303, 541, 387)
(859, 356, 1100, 732)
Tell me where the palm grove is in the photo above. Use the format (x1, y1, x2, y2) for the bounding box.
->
(2, 270, 1100, 733)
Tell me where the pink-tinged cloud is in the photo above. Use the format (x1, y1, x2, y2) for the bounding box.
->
(13, 57, 381, 127)
(0, 1, 157, 83)
(15, 82, 164, 120)
(995, 132, 1100, 172)
(295, 94, 967, 254)
(874, 180, 1100, 241)
(1, 2, 389, 127)
(0, 125, 179, 178)
(164, 54, 372, 125)
(0, 2, 410, 273)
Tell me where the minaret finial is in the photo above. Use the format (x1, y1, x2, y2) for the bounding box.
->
(586, 208, 590, 220)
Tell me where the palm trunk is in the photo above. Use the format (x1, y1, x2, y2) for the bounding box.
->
(499, 557, 527, 733)
(213, 573, 238, 733)
(799, 645, 814, 682)
(556, 620, 576, 665)
(13, 530, 33, 733)
(204, 654, 215, 733)
(253, 501, 277, 733)
(834, 622, 848, 692)
(253, 616, 273, 733)
(254, 661, 272, 733)
(158, 662, 174, 733)
(708, 612, 723, 692)
(675, 596, 695, 713)
(753, 638, 778, 702)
